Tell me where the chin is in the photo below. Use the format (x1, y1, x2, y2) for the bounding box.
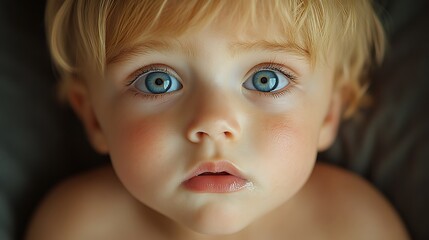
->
(181, 202, 253, 236)
(187, 219, 248, 236)
(189, 220, 247, 236)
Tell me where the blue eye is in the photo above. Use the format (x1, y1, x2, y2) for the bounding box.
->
(243, 69, 290, 92)
(133, 71, 182, 94)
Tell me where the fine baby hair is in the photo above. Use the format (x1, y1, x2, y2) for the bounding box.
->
(46, 0, 384, 115)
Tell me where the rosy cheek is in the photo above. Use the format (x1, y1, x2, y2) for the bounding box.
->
(257, 116, 302, 156)
(120, 118, 166, 157)
(106, 114, 175, 195)
(253, 115, 318, 190)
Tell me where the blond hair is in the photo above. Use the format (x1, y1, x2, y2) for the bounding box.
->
(46, 0, 385, 115)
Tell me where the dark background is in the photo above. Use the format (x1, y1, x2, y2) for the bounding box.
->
(0, 0, 428, 239)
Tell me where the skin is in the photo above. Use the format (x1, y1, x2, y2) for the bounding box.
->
(26, 19, 409, 240)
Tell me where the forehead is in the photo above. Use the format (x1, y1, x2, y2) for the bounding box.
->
(108, 27, 310, 66)
(105, 1, 312, 65)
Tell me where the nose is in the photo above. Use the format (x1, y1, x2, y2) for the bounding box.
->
(186, 90, 241, 143)
(187, 119, 239, 143)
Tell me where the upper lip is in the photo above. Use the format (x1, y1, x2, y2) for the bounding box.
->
(183, 160, 247, 181)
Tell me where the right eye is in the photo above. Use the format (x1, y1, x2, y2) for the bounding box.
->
(133, 71, 182, 94)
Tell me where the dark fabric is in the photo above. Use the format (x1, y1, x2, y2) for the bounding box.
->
(0, 0, 428, 239)
(0, 1, 106, 239)
(320, 1, 429, 239)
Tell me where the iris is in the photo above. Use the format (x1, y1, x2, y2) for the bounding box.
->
(134, 71, 182, 94)
(252, 70, 279, 92)
(145, 72, 172, 94)
(243, 69, 290, 93)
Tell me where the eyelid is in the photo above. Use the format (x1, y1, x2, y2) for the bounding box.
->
(249, 62, 298, 83)
(126, 64, 181, 86)
(242, 62, 299, 99)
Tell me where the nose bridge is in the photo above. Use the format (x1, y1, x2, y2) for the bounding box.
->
(186, 86, 240, 142)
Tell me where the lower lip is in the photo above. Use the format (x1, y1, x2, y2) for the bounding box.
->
(183, 175, 250, 193)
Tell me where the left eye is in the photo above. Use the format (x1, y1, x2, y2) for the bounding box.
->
(133, 71, 182, 94)
(243, 69, 289, 92)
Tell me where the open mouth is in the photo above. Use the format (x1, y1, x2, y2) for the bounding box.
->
(182, 161, 253, 193)
(198, 171, 230, 176)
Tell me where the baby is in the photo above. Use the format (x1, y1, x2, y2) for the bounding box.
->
(26, 0, 409, 239)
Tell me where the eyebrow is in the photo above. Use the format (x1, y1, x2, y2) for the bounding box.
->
(108, 39, 197, 64)
(229, 40, 310, 59)
(108, 39, 309, 64)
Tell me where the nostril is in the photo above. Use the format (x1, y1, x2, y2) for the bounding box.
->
(196, 132, 206, 139)
(189, 130, 234, 143)
(187, 120, 240, 143)
(224, 131, 233, 139)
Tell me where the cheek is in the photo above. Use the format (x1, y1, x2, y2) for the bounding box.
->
(257, 114, 320, 159)
(252, 114, 319, 196)
(112, 114, 166, 157)
(105, 112, 178, 199)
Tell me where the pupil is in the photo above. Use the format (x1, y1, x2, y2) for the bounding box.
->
(261, 77, 268, 84)
(155, 78, 164, 85)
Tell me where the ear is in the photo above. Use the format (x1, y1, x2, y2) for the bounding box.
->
(317, 88, 342, 151)
(67, 80, 109, 154)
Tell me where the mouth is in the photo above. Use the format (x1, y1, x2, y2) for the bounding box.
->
(198, 171, 230, 176)
(182, 161, 253, 193)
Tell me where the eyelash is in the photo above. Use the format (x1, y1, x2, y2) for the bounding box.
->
(126, 62, 298, 100)
(126, 64, 179, 100)
(126, 64, 174, 86)
(250, 61, 298, 99)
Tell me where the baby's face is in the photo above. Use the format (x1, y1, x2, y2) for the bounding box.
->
(81, 20, 340, 235)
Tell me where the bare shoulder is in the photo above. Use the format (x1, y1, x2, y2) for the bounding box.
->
(25, 166, 151, 240)
(302, 162, 410, 240)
